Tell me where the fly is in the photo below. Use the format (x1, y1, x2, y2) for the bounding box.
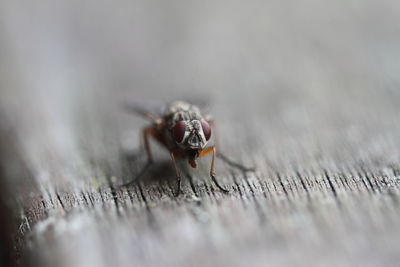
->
(123, 100, 253, 196)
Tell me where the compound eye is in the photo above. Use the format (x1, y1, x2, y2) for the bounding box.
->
(200, 119, 212, 141)
(173, 121, 187, 143)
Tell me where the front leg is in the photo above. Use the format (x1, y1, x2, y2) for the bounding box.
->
(200, 147, 229, 193)
(170, 152, 182, 196)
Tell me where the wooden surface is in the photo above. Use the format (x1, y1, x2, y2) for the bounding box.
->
(1, 1, 400, 266)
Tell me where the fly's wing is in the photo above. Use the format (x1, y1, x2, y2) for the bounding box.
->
(124, 100, 164, 124)
(125, 97, 214, 122)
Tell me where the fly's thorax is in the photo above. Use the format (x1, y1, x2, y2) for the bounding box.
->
(164, 101, 202, 123)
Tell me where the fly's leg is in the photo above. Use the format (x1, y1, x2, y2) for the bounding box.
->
(143, 127, 154, 163)
(170, 152, 182, 196)
(122, 126, 156, 187)
(217, 153, 255, 172)
(200, 147, 229, 193)
(207, 119, 255, 173)
(122, 161, 152, 187)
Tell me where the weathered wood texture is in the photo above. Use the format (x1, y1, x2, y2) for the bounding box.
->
(1, 1, 400, 266)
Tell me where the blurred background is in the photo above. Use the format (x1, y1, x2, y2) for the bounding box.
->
(1, 1, 400, 266)
(2, 0, 400, 109)
(2, 0, 400, 171)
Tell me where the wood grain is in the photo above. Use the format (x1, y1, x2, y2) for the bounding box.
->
(1, 1, 400, 266)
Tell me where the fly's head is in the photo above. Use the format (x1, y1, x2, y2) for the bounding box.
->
(172, 119, 212, 167)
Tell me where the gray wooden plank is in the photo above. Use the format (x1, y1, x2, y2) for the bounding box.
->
(1, 0, 400, 267)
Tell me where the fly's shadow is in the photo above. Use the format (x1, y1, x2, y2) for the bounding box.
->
(119, 147, 255, 196)
(119, 149, 176, 185)
(119, 148, 202, 197)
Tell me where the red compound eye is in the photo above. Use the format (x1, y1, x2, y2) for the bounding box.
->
(173, 121, 187, 143)
(200, 120, 212, 140)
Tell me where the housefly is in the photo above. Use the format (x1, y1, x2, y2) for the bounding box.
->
(123, 100, 253, 196)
